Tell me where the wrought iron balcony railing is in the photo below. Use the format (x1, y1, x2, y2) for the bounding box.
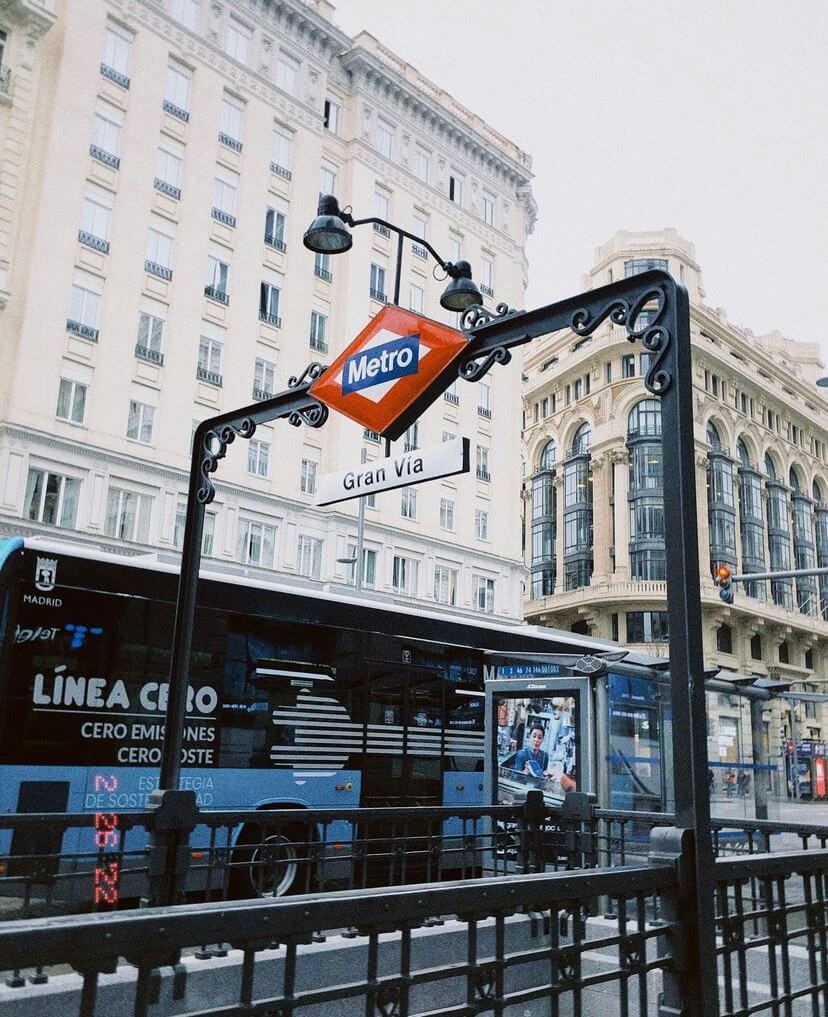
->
(162, 99, 189, 122)
(145, 260, 172, 281)
(204, 285, 229, 305)
(314, 265, 332, 282)
(264, 232, 286, 252)
(66, 319, 98, 342)
(135, 344, 164, 366)
(259, 311, 281, 328)
(218, 132, 242, 152)
(212, 207, 236, 228)
(100, 63, 129, 89)
(89, 145, 119, 170)
(78, 230, 109, 254)
(153, 178, 180, 200)
(196, 367, 222, 386)
(369, 288, 387, 303)
(270, 161, 291, 180)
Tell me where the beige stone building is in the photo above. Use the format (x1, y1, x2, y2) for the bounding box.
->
(0, 0, 536, 621)
(523, 229, 828, 793)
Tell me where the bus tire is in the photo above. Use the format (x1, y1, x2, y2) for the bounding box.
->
(230, 822, 309, 899)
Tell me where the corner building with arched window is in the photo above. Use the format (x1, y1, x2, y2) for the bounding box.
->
(523, 229, 828, 797)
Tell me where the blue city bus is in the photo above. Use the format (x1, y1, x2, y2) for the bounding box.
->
(0, 536, 614, 898)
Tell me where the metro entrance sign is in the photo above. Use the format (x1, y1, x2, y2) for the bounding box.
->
(309, 305, 468, 441)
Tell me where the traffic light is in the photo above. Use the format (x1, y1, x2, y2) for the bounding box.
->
(715, 564, 734, 604)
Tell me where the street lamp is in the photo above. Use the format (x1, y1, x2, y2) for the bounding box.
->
(303, 194, 482, 311)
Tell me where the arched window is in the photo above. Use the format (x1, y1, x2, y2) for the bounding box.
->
(814, 480, 828, 619)
(736, 439, 766, 600)
(530, 441, 557, 598)
(716, 623, 733, 654)
(790, 467, 817, 615)
(706, 422, 737, 576)
(563, 424, 592, 590)
(764, 454, 793, 608)
(627, 400, 665, 580)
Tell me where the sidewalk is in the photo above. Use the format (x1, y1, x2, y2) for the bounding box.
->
(711, 795, 828, 825)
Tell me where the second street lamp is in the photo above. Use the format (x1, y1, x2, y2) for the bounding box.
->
(303, 193, 482, 311)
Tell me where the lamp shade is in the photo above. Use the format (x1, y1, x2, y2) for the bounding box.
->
(303, 194, 352, 254)
(440, 260, 482, 312)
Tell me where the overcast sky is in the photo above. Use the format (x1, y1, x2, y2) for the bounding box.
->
(332, 1, 828, 364)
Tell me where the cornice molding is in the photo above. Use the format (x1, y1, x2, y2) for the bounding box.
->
(340, 46, 533, 188)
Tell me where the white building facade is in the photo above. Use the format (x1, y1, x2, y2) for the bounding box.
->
(0, 0, 536, 621)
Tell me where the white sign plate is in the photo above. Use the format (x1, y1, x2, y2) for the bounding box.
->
(316, 437, 470, 507)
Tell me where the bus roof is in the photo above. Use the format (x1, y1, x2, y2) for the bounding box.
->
(15, 535, 621, 655)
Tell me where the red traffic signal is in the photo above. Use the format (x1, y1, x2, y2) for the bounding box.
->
(715, 564, 734, 603)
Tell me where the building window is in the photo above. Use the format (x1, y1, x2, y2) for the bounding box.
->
(413, 212, 428, 240)
(476, 445, 490, 481)
(275, 53, 298, 95)
(626, 611, 669, 643)
(628, 400, 665, 581)
(300, 458, 317, 494)
(481, 191, 496, 227)
(475, 507, 489, 541)
(68, 283, 100, 339)
(376, 119, 393, 159)
(297, 535, 322, 579)
(323, 97, 341, 134)
(624, 258, 668, 277)
(219, 95, 244, 148)
(80, 193, 111, 250)
(127, 400, 155, 444)
(225, 17, 252, 63)
(370, 263, 387, 302)
(344, 545, 376, 588)
(444, 380, 459, 405)
(736, 439, 766, 600)
(474, 576, 495, 613)
(309, 310, 327, 352)
(622, 354, 635, 378)
(259, 281, 281, 326)
(91, 101, 122, 161)
(174, 501, 214, 553)
(563, 424, 593, 590)
(531, 441, 556, 598)
(146, 226, 173, 275)
(102, 23, 132, 85)
(238, 518, 276, 567)
(56, 378, 87, 424)
(779, 640, 789, 664)
(247, 439, 270, 478)
(314, 252, 332, 282)
(172, 0, 199, 29)
(25, 469, 80, 529)
(434, 565, 458, 606)
(373, 188, 390, 225)
(478, 377, 492, 417)
(163, 62, 191, 119)
(206, 255, 229, 300)
(750, 633, 762, 660)
(105, 487, 151, 543)
(716, 624, 733, 654)
(403, 422, 418, 452)
(253, 357, 276, 399)
(198, 335, 223, 383)
(271, 128, 293, 176)
(409, 283, 424, 314)
(765, 454, 793, 609)
(264, 208, 286, 250)
(449, 174, 463, 204)
(212, 172, 238, 225)
(440, 496, 455, 531)
(400, 487, 417, 519)
(480, 254, 494, 296)
(155, 139, 183, 199)
(320, 165, 336, 196)
(448, 233, 462, 264)
(415, 147, 430, 183)
(393, 555, 418, 596)
(606, 362, 612, 383)
(707, 422, 737, 580)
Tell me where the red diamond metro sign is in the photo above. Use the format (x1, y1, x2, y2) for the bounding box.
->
(309, 306, 468, 441)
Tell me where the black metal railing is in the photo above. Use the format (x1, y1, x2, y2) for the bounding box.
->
(373, 222, 391, 238)
(100, 63, 129, 88)
(444, 390, 459, 405)
(153, 178, 181, 200)
(89, 145, 119, 170)
(259, 310, 281, 328)
(411, 242, 428, 259)
(218, 132, 242, 152)
(269, 161, 291, 180)
(145, 259, 172, 281)
(162, 99, 189, 122)
(264, 232, 286, 252)
(211, 207, 236, 228)
(196, 367, 222, 386)
(135, 344, 164, 366)
(65, 319, 98, 342)
(78, 230, 109, 254)
(252, 386, 273, 401)
(369, 287, 387, 303)
(314, 264, 332, 282)
(204, 285, 228, 305)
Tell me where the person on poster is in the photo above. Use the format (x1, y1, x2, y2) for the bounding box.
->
(514, 726, 549, 777)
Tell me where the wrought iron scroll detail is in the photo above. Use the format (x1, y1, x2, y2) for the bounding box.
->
(197, 418, 257, 504)
(459, 345, 512, 383)
(288, 401, 329, 429)
(460, 301, 520, 331)
(288, 361, 326, 389)
(570, 285, 672, 395)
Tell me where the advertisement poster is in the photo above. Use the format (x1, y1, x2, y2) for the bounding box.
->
(494, 694, 577, 808)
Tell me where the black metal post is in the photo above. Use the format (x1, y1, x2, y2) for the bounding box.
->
(147, 365, 328, 905)
(393, 230, 404, 306)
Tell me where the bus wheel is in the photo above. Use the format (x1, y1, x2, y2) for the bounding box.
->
(231, 824, 308, 899)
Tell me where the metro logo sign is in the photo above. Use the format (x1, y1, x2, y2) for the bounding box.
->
(309, 306, 467, 440)
(342, 332, 420, 394)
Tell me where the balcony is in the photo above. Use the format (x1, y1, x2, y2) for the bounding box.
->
(89, 145, 119, 170)
(252, 387, 273, 401)
(259, 310, 281, 328)
(444, 391, 459, 405)
(100, 63, 129, 89)
(0, 67, 11, 98)
(66, 319, 98, 342)
(476, 467, 491, 482)
(218, 132, 242, 152)
(78, 230, 109, 255)
(196, 367, 222, 386)
(212, 207, 236, 228)
(204, 285, 229, 305)
(264, 232, 286, 253)
(480, 284, 494, 298)
(162, 99, 189, 122)
(270, 161, 291, 180)
(373, 223, 391, 238)
(364, 429, 381, 442)
(154, 178, 180, 200)
(314, 265, 332, 282)
(370, 288, 387, 303)
(135, 344, 164, 366)
(411, 242, 427, 260)
(145, 260, 172, 281)
(477, 406, 492, 419)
